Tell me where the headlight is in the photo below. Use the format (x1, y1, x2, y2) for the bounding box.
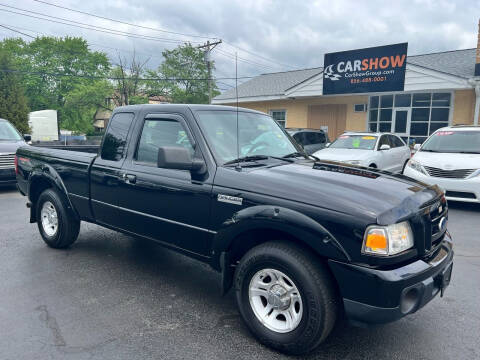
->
(362, 221, 414, 256)
(407, 160, 426, 174)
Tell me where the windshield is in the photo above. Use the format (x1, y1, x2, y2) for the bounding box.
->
(329, 135, 377, 150)
(0, 121, 22, 141)
(195, 111, 298, 164)
(421, 130, 480, 153)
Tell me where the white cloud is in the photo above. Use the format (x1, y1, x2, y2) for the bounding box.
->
(0, 0, 478, 85)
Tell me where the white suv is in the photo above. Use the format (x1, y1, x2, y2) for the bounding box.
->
(403, 126, 480, 203)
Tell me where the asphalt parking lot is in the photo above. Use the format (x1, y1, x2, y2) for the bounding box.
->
(0, 185, 479, 360)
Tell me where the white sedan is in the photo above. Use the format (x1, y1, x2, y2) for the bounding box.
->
(313, 132, 411, 172)
(403, 126, 480, 203)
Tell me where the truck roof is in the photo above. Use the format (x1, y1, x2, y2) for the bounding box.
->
(113, 103, 266, 115)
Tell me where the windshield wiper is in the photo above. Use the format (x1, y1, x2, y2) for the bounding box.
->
(420, 149, 439, 152)
(457, 151, 480, 154)
(223, 155, 269, 166)
(223, 154, 296, 166)
(224, 154, 294, 165)
(283, 151, 307, 159)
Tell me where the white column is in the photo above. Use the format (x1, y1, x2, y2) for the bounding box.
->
(475, 84, 480, 126)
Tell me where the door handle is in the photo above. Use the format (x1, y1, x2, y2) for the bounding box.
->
(122, 173, 137, 184)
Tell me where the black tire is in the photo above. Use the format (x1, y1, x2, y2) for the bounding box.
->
(369, 163, 377, 168)
(234, 241, 338, 355)
(36, 188, 80, 249)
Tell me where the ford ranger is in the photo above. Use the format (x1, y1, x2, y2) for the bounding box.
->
(15, 104, 453, 355)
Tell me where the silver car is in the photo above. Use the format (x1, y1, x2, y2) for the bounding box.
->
(0, 118, 30, 185)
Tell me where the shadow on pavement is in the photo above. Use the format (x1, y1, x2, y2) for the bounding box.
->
(0, 184, 17, 193)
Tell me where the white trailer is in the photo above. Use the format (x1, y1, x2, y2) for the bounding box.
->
(28, 110, 59, 141)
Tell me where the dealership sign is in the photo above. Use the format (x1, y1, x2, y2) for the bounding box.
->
(322, 43, 408, 95)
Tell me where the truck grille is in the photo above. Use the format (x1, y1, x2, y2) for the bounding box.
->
(0, 153, 15, 170)
(423, 165, 476, 179)
(421, 196, 448, 254)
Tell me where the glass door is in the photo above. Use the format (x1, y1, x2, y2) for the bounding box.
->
(393, 108, 410, 137)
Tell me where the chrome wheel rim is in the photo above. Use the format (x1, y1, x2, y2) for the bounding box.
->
(248, 268, 303, 333)
(41, 201, 58, 237)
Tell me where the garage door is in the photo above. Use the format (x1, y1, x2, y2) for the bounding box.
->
(308, 104, 347, 140)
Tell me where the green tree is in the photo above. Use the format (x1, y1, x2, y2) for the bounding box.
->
(0, 36, 112, 134)
(0, 50, 30, 133)
(147, 43, 219, 104)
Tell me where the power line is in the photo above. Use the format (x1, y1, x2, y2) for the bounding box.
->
(222, 41, 296, 70)
(214, 48, 277, 72)
(31, 0, 296, 70)
(32, 0, 217, 41)
(0, 5, 204, 45)
(0, 22, 266, 82)
(0, 23, 165, 60)
(0, 68, 253, 81)
(0, 24, 35, 39)
(0, 23, 175, 62)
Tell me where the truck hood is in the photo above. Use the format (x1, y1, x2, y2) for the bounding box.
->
(216, 160, 441, 225)
(413, 150, 480, 169)
(0, 140, 26, 154)
(313, 148, 373, 162)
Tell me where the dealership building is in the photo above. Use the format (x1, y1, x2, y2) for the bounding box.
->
(213, 45, 480, 145)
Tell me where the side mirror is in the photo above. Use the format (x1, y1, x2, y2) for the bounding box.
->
(379, 144, 391, 151)
(23, 134, 31, 142)
(413, 144, 421, 151)
(157, 146, 204, 173)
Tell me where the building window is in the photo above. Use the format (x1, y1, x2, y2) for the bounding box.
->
(368, 92, 451, 145)
(354, 104, 367, 112)
(270, 110, 287, 127)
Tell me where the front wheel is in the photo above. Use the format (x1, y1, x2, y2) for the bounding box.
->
(36, 188, 80, 249)
(234, 241, 338, 355)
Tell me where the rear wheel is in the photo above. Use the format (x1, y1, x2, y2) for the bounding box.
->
(234, 241, 338, 355)
(36, 188, 80, 249)
(369, 163, 377, 168)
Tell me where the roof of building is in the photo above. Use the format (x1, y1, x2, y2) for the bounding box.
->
(407, 48, 476, 78)
(214, 67, 323, 101)
(214, 48, 477, 102)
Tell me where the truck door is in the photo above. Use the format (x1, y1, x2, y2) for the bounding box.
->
(90, 112, 135, 227)
(116, 113, 213, 257)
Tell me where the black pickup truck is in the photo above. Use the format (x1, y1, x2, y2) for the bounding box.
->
(16, 104, 453, 355)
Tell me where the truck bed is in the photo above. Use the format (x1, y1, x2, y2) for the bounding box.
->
(16, 146, 97, 217)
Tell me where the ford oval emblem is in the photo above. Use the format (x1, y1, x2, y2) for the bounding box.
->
(439, 217, 447, 232)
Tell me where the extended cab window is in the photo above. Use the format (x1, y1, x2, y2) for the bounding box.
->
(136, 119, 194, 165)
(101, 112, 134, 161)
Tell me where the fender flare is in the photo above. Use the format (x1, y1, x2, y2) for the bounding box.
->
(28, 165, 79, 222)
(212, 205, 350, 271)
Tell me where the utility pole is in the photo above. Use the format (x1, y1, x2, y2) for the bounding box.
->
(198, 40, 222, 104)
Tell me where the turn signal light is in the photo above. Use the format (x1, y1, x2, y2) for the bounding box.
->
(364, 229, 388, 254)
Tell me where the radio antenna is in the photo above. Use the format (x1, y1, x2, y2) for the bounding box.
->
(235, 52, 241, 171)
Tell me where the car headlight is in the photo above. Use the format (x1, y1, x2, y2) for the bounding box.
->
(362, 221, 414, 256)
(407, 160, 426, 174)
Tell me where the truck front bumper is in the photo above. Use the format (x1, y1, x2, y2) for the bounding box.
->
(328, 236, 453, 325)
